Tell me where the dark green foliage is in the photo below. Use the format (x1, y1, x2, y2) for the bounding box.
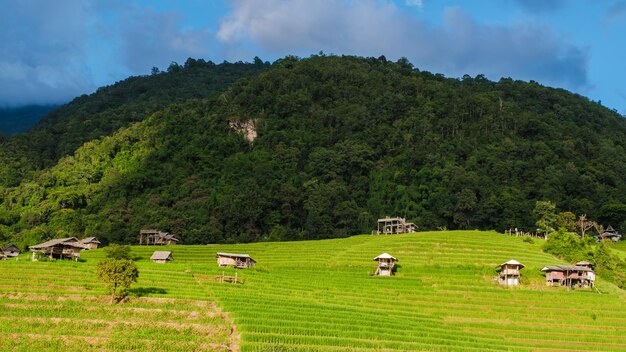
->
(0, 59, 269, 187)
(104, 244, 132, 260)
(0, 55, 625, 247)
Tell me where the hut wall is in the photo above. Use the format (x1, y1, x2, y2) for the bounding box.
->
(218, 257, 237, 267)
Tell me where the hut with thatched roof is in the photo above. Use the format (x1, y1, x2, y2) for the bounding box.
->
(80, 237, 101, 249)
(1, 243, 20, 259)
(150, 251, 173, 263)
(216, 252, 256, 268)
(373, 253, 397, 276)
(29, 237, 87, 261)
(497, 259, 525, 286)
(139, 230, 180, 245)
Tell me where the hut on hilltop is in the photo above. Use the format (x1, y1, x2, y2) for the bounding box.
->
(373, 253, 397, 276)
(375, 217, 416, 234)
(151, 251, 173, 263)
(139, 229, 180, 245)
(29, 238, 88, 261)
(81, 237, 101, 249)
(216, 252, 256, 268)
(497, 259, 524, 286)
(541, 264, 595, 288)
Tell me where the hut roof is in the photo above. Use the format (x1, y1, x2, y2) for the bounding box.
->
(151, 251, 172, 261)
(29, 237, 87, 250)
(541, 265, 592, 272)
(498, 259, 525, 268)
(373, 253, 397, 261)
(81, 237, 100, 244)
(1, 243, 20, 252)
(377, 217, 405, 223)
(216, 252, 256, 261)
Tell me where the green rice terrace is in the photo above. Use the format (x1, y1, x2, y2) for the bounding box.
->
(1, 231, 626, 351)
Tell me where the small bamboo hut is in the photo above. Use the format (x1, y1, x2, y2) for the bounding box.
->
(29, 238, 88, 261)
(497, 259, 524, 286)
(598, 225, 621, 242)
(150, 251, 173, 263)
(216, 252, 256, 268)
(541, 265, 595, 288)
(80, 237, 101, 249)
(375, 217, 416, 234)
(1, 243, 21, 259)
(138, 230, 180, 245)
(373, 253, 397, 276)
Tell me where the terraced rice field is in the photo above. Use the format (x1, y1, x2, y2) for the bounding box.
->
(1, 231, 626, 351)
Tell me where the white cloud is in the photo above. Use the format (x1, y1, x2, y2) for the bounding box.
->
(217, 0, 589, 90)
(406, 0, 424, 10)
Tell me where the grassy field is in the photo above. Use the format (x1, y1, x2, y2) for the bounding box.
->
(1, 231, 626, 351)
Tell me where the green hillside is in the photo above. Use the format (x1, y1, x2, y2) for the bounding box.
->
(2, 231, 625, 351)
(1, 55, 625, 247)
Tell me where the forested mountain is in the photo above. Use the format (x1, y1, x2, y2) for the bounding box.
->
(0, 58, 269, 187)
(0, 104, 57, 136)
(1, 55, 625, 247)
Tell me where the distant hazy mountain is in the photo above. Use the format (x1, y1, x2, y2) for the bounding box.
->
(0, 105, 57, 136)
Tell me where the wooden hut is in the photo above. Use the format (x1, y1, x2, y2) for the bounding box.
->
(138, 229, 180, 245)
(216, 252, 256, 268)
(80, 237, 101, 249)
(541, 264, 595, 288)
(150, 251, 173, 263)
(29, 237, 87, 261)
(597, 225, 621, 242)
(1, 243, 21, 259)
(497, 259, 524, 286)
(375, 217, 416, 234)
(373, 253, 397, 276)
(575, 261, 593, 270)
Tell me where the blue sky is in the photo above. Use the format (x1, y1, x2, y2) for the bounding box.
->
(1, 0, 625, 115)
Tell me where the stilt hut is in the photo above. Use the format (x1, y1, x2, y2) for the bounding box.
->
(1, 243, 21, 258)
(373, 253, 397, 276)
(29, 238, 87, 261)
(216, 252, 256, 268)
(375, 217, 416, 234)
(138, 230, 180, 245)
(541, 264, 595, 288)
(597, 225, 621, 242)
(80, 237, 101, 249)
(497, 260, 524, 286)
(150, 251, 173, 263)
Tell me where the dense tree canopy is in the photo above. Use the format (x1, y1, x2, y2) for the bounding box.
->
(0, 55, 625, 248)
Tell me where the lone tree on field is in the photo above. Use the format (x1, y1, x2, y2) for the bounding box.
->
(96, 259, 139, 303)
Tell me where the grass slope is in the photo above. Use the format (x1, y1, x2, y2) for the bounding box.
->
(2, 231, 626, 351)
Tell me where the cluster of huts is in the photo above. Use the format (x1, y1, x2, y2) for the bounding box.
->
(26, 237, 100, 261)
(496, 259, 596, 288)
